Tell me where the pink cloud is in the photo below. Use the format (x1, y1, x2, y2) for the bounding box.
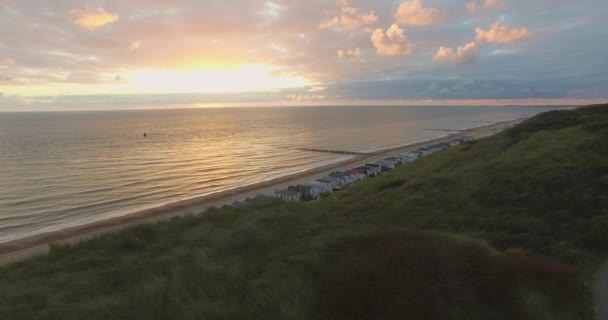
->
(70, 6, 118, 30)
(319, 0, 378, 30)
(394, 0, 445, 26)
(466, 2, 478, 13)
(476, 22, 532, 44)
(1, 58, 16, 66)
(371, 24, 412, 56)
(337, 48, 361, 58)
(433, 42, 478, 65)
(483, 0, 507, 10)
(467, 0, 506, 14)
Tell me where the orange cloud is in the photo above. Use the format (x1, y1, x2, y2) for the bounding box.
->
(129, 41, 141, 51)
(476, 22, 532, 44)
(371, 24, 412, 56)
(319, 0, 378, 30)
(394, 0, 445, 26)
(70, 6, 118, 30)
(433, 42, 477, 65)
(337, 48, 361, 58)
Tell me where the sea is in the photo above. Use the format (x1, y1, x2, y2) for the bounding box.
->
(0, 105, 559, 242)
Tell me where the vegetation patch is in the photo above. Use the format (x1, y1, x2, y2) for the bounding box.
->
(314, 230, 591, 320)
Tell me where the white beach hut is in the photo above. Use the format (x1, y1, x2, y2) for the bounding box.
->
(274, 189, 302, 202)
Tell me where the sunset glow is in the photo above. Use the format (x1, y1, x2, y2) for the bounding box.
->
(126, 66, 312, 94)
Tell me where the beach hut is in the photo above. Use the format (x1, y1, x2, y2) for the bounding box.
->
(327, 176, 348, 189)
(364, 165, 382, 176)
(329, 172, 355, 186)
(381, 159, 398, 167)
(412, 149, 430, 157)
(317, 176, 345, 191)
(392, 156, 409, 164)
(385, 157, 404, 166)
(399, 152, 419, 162)
(306, 181, 333, 195)
(352, 166, 375, 178)
(344, 169, 366, 182)
(275, 189, 302, 202)
(374, 160, 395, 172)
(288, 184, 320, 201)
(447, 139, 461, 147)
(314, 179, 333, 191)
(366, 163, 386, 174)
(244, 194, 276, 205)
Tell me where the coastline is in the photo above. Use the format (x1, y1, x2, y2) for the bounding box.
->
(0, 118, 525, 264)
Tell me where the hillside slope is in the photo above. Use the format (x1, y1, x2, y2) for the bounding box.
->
(334, 104, 608, 275)
(0, 105, 606, 319)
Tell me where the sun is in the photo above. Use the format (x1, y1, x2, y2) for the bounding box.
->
(0, 65, 313, 97)
(125, 65, 311, 94)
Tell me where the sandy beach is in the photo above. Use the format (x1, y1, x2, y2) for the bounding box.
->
(0, 118, 525, 264)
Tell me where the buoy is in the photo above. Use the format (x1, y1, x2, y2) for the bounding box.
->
(143, 132, 147, 137)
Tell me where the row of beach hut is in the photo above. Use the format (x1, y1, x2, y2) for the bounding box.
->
(224, 136, 474, 208)
(272, 135, 475, 203)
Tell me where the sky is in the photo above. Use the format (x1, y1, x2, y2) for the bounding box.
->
(0, 0, 607, 110)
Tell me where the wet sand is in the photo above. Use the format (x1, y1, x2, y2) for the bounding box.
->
(0, 118, 525, 264)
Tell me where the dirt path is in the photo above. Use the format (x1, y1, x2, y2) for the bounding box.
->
(595, 261, 608, 320)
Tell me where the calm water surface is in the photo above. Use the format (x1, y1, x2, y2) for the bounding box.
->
(0, 106, 557, 241)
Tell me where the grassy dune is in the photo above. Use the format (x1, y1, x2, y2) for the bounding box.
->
(0, 105, 606, 319)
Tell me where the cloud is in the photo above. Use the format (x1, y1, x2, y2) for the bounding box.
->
(371, 24, 412, 56)
(433, 42, 478, 65)
(129, 41, 141, 51)
(467, 0, 506, 14)
(466, 2, 478, 13)
(394, 0, 445, 26)
(70, 6, 118, 30)
(287, 94, 326, 101)
(476, 22, 532, 44)
(1, 0, 606, 104)
(259, 1, 284, 23)
(483, 0, 506, 10)
(319, 0, 378, 30)
(1, 58, 16, 66)
(337, 48, 361, 58)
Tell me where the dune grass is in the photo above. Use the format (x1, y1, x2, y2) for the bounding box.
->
(0, 105, 606, 319)
(315, 231, 589, 320)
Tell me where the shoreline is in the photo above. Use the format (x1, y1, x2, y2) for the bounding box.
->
(0, 118, 525, 264)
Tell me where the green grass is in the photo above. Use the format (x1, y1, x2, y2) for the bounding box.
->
(0, 105, 606, 319)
